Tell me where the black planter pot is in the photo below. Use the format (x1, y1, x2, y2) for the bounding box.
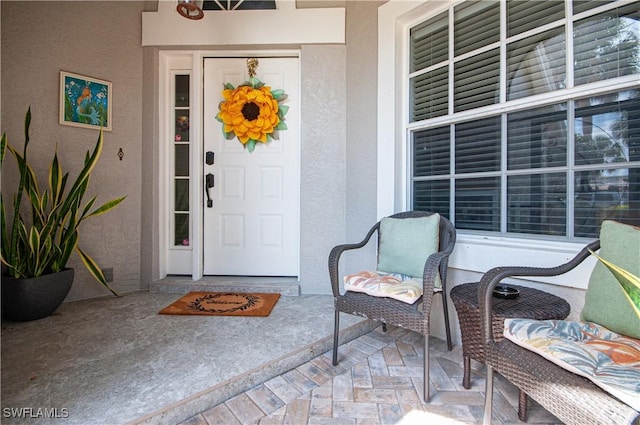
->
(2, 269, 74, 322)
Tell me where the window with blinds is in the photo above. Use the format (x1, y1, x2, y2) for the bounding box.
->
(410, 11, 448, 121)
(409, 0, 640, 240)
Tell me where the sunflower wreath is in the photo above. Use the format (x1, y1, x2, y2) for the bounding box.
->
(215, 72, 288, 153)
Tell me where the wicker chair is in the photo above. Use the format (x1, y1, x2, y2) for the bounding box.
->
(328, 211, 456, 402)
(479, 240, 640, 425)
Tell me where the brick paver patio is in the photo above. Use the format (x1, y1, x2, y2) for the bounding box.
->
(179, 326, 562, 425)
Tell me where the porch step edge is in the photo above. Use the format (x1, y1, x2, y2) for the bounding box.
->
(150, 277, 300, 296)
(129, 318, 380, 425)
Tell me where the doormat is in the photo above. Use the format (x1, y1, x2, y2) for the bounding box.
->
(159, 292, 280, 317)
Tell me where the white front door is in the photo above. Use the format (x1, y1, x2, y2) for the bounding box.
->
(202, 57, 299, 276)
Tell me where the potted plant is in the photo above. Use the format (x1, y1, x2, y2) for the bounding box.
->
(1, 108, 125, 321)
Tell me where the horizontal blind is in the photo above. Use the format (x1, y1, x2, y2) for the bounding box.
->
(573, 1, 616, 15)
(410, 11, 448, 73)
(574, 5, 640, 86)
(455, 116, 501, 173)
(574, 96, 640, 166)
(455, 176, 501, 231)
(507, 104, 567, 170)
(507, 27, 566, 100)
(574, 93, 639, 238)
(454, 48, 500, 112)
(411, 66, 448, 121)
(507, 172, 567, 236)
(413, 180, 450, 216)
(573, 167, 636, 237)
(507, 1, 565, 37)
(454, 1, 500, 56)
(413, 126, 450, 177)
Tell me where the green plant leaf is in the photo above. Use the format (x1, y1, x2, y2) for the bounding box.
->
(1, 194, 8, 266)
(56, 231, 77, 272)
(80, 196, 98, 220)
(58, 130, 104, 221)
(34, 235, 54, 276)
(49, 151, 63, 204)
(6, 112, 32, 272)
(49, 244, 63, 271)
(27, 185, 44, 220)
(76, 247, 119, 296)
(24, 107, 31, 151)
(0, 132, 6, 168)
(589, 249, 640, 320)
(27, 227, 41, 274)
(40, 191, 50, 221)
(85, 196, 127, 219)
(278, 104, 289, 116)
(246, 140, 256, 153)
(1, 109, 124, 290)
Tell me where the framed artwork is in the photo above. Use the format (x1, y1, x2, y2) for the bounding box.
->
(59, 71, 112, 131)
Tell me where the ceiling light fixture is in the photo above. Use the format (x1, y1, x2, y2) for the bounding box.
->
(176, 0, 204, 20)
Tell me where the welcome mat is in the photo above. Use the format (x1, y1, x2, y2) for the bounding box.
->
(159, 292, 280, 317)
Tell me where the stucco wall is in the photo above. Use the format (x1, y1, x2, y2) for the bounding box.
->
(298, 2, 384, 293)
(299, 45, 347, 294)
(140, 47, 160, 288)
(1, 1, 399, 300)
(343, 1, 385, 275)
(1, 1, 144, 300)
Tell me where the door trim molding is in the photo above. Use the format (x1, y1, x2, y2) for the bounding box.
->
(159, 50, 301, 280)
(143, 1, 344, 47)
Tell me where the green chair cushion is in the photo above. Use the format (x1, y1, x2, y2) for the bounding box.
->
(377, 214, 440, 279)
(581, 220, 640, 339)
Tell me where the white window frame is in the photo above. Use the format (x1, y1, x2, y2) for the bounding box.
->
(377, 0, 640, 288)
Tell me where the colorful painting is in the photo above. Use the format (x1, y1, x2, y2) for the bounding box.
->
(59, 71, 112, 131)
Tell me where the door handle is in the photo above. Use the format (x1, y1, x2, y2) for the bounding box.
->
(205, 173, 214, 208)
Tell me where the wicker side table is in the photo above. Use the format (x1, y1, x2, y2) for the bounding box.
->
(450, 282, 570, 420)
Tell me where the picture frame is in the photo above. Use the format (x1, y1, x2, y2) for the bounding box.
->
(59, 71, 112, 131)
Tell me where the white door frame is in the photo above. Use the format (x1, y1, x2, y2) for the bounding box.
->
(159, 50, 301, 280)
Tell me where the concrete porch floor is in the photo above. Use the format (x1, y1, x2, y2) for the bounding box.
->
(1, 288, 562, 425)
(1, 290, 373, 425)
